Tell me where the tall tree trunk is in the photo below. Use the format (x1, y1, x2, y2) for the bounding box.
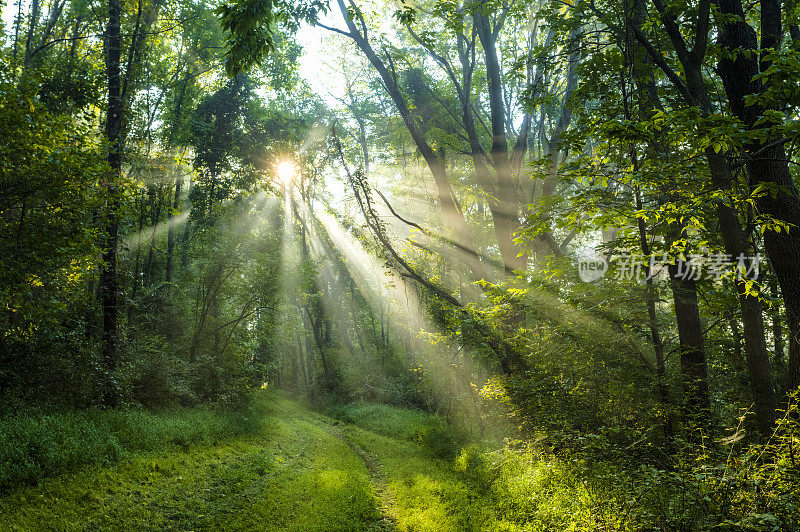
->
(22, 0, 40, 68)
(166, 161, 181, 284)
(771, 275, 785, 366)
(706, 152, 776, 434)
(297, 333, 308, 390)
(715, 0, 800, 394)
(128, 195, 147, 326)
(634, 185, 673, 442)
(180, 178, 192, 270)
(669, 263, 711, 427)
(338, 314, 360, 363)
(12, 0, 23, 68)
(144, 185, 163, 286)
(101, 0, 123, 405)
(302, 331, 313, 391)
(290, 347, 299, 392)
(475, 13, 527, 274)
(350, 289, 366, 353)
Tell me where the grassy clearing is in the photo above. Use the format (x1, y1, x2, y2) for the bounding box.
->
(0, 393, 655, 531)
(0, 394, 378, 531)
(322, 401, 511, 530)
(343, 425, 501, 531)
(322, 401, 636, 531)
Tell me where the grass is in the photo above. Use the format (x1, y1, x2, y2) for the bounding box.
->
(321, 401, 512, 530)
(0, 392, 658, 531)
(344, 425, 503, 531)
(323, 402, 442, 441)
(324, 401, 467, 459)
(0, 394, 379, 531)
(320, 401, 641, 531)
(0, 398, 261, 493)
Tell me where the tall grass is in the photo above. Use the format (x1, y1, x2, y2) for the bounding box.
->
(0, 400, 263, 493)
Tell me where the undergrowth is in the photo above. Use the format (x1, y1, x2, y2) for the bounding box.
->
(0, 396, 263, 493)
(327, 397, 800, 530)
(324, 401, 468, 459)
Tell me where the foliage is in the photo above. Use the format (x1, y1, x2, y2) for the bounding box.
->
(0, 67, 106, 404)
(1, 0, 800, 527)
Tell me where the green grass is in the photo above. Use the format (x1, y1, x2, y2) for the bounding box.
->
(324, 402, 441, 441)
(0, 394, 379, 531)
(324, 401, 467, 459)
(0, 392, 649, 531)
(344, 425, 504, 531)
(320, 401, 513, 530)
(0, 398, 261, 493)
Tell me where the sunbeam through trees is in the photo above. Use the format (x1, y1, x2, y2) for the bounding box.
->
(1, 0, 799, 528)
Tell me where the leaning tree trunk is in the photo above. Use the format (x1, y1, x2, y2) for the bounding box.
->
(334, 0, 486, 280)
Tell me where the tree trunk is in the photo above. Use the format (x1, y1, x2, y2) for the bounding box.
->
(101, 0, 122, 406)
(180, 178, 192, 269)
(706, 151, 776, 434)
(771, 275, 785, 366)
(22, 0, 40, 69)
(339, 314, 360, 363)
(303, 331, 314, 391)
(715, 0, 800, 394)
(335, 0, 486, 280)
(297, 333, 308, 390)
(144, 185, 163, 286)
(290, 347, 299, 392)
(634, 185, 673, 442)
(475, 13, 527, 274)
(668, 264, 711, 427)
(12, 0, 23, 68)
(728, 311, 743, 367)
(166, 161, 181, 284)
(128, 195, 147, 326)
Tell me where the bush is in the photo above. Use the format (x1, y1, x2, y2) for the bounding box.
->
(324, 401, 442, 440)
(411, 423, 466, 460)
(323, 401, 468, 459)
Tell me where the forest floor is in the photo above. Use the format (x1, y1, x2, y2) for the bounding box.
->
(0, 392, 504, 531)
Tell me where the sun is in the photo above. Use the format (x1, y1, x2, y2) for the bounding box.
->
(276, 160, 297, 186)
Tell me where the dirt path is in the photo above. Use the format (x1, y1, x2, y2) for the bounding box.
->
(307, 416, 397, 531)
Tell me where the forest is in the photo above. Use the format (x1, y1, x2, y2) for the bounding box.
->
(0, 0, 799, 528)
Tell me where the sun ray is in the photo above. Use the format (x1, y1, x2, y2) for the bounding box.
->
(309, 205, 503, 430)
